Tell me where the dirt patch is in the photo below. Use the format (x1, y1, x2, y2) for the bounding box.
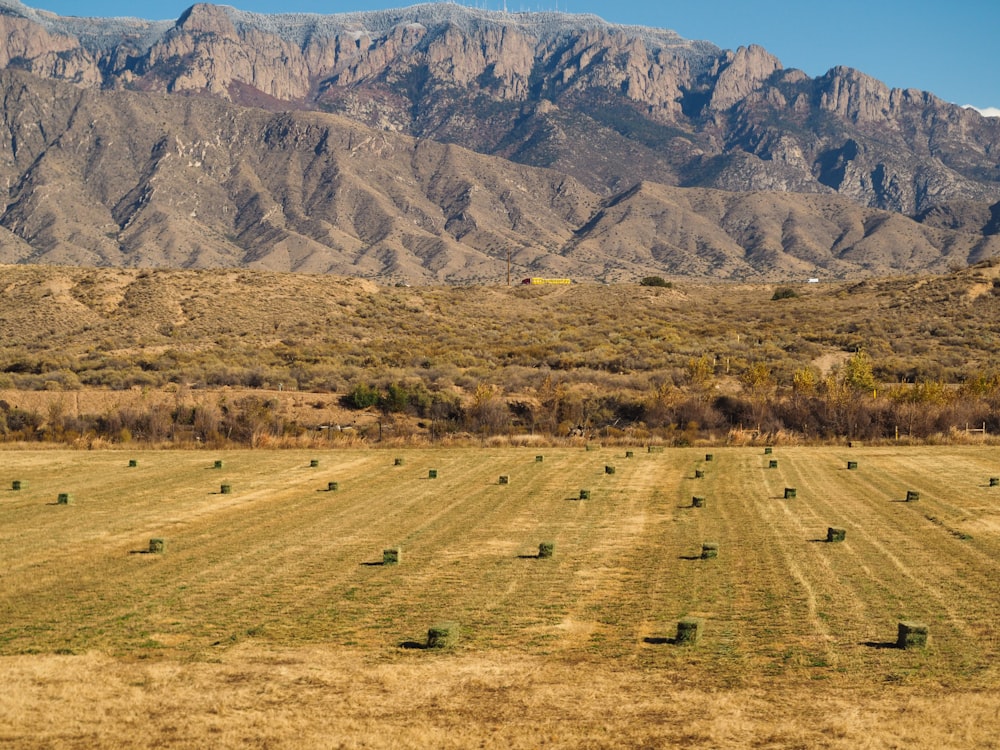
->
(812, 350, 850, 376)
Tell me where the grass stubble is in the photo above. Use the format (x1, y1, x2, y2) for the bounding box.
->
(0, 447, 998, 748)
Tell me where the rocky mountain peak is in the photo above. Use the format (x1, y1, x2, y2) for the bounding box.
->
(175, 3, 238, 35)
(818, 65, 898, 123)
(709, 44, 782, 111)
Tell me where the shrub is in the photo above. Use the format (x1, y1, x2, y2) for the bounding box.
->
(639, 276, 671, 288)
(771, 287, 798, 300)
(345, 383, 380, 410)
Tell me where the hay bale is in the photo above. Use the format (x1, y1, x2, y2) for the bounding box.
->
(675, 617, 703, 645)
(499, 475, 509, 485)
(11, 480, 23, 491)
(394, 457, 405, 466)
(692, 496, 706, 508)
(705, 453, 713, 462)
(428, 469, 438, 479)
(538, 541, 555, 558)
(605, 465, 615, 475)
(768, 459, 778, 469)
(897, 621, 928, 649)
(847, 461, 858, 470)
(220, 484, 232, 494)
(625, 450, 634, 458)
(827, 527, 846, 542)
(383, 547, 401, 565)
(327, 481, 339, 492)
(148, 538, 165, 554)
(128, 459, 138, 468)
(764, 447, 773, 455)
(426, 622, 459, 649)
(579, 489, 591, 500)
(57, 493, 73, 505)
(310, 459, 319, 468)
(213, 460, 224, 469)
(694, 469, 705, 479)
(990, 477, 999, 487)
(784, 487, 796, 499)
(905, 490, 920, 503)
(535, 455, 544, 462)
(700, 542, 718, 559)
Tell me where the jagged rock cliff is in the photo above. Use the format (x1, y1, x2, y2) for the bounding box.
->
(0, 0, 998, 281)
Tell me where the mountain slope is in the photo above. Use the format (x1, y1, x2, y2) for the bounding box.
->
(0, 1, 998, 280)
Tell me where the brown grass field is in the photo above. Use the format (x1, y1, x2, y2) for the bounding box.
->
(1, 445, 999, 748)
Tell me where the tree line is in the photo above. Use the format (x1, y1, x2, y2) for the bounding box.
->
(2, 352, 999, 446)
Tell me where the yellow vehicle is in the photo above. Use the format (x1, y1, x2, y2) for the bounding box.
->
(521, 277, 572, 285)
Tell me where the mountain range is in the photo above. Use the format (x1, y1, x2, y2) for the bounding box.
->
(0, 0, 998, 282)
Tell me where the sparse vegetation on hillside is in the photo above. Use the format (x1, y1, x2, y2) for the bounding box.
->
(2, 264, 1000, 445)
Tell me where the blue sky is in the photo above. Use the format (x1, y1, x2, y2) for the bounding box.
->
(27, 0, 1000, 112)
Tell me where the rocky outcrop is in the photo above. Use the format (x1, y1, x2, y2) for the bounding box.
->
(0, 14, 100, 84)
(708, 44, 782, 112)
(0, 1, 995, 201)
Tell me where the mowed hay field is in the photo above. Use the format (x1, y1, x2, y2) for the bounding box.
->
(2, 446, 1000, 748)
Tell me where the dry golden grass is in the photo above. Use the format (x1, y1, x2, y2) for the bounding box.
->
(3, 649, 999, 749)
(1, 446, 999, 747)
(1, 263, 999, 398)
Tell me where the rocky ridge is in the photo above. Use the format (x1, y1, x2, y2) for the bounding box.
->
(0, 0, 997, 281)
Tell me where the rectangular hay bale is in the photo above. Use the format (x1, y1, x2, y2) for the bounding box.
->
(676, 617, 703, 645)
(426, 622, 459, 649)
(897, 621, 928, 649)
